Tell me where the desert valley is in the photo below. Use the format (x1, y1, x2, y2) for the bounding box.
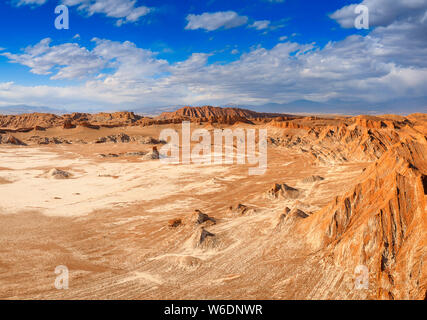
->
(0, 106, 425, 300)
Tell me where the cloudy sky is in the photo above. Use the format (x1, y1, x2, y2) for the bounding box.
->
(0, 0, 426, 113)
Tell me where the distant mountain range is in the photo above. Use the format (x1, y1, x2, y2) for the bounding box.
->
(223, 97, 427, 116)
(129, 105, 183, 117)
(0, 105, 68, 115)
(1, 96, 425, 116)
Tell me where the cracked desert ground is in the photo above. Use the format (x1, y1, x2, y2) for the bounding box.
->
(0, 111, 426, 300)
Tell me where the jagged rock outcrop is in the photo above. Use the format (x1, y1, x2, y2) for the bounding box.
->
(227, 203, 256, 216)
(49, 168, 71, 179)
(98, 153, 120, 158)
(168, 218, 182, 228)
(193, 210, 217, 226)
(62, 119, 75, 129)
(275, 207, 309, 231)
(0, 134, 26, 145)
(124, 151, 146, 157)
(78, 121, 100, 130)
(92, 134, 165, 144)
(265, 183, 300, 200)
(140, 136, 166, 144)
(142, 147, 160, 160)
(302, 175, 325, 183)
(94, 133, 131, 144)
(199, 228, 216, 246)
(26, 136, 71, 145)
(186, 227, 217, 249)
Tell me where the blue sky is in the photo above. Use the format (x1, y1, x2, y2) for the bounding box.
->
(0, 0, 426, 113)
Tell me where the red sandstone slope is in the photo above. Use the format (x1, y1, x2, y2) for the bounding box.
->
(268, 114, 426, 299)
(297, 136, 426, 299)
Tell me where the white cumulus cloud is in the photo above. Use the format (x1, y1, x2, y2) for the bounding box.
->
(13, 0, 152, 25)
(63, 0, 151, 25)
(249, 20, 271, 30)
(185, 11, 248, 31)
(330, 0, 427, 28)
(1, 38, 106, 79)
(13, 0, 47, 6)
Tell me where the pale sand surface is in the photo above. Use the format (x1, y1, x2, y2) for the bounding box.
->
(0, 148, 234, 216)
